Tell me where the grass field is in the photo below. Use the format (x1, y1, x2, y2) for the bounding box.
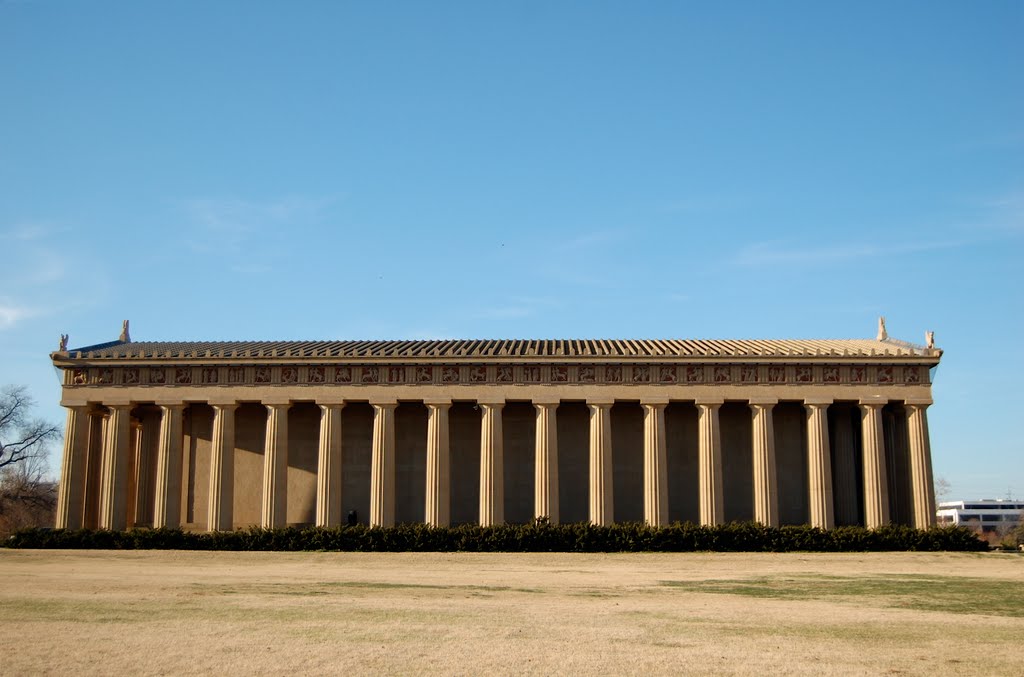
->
(1, 550, 1021, 675)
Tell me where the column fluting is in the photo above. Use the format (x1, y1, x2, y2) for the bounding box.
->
(424, 400, 451, 527)
(860, 401, 890, 528)
(804, 400, 834, 530)
(697, 400, 724, 526)
(208, 403, 238, 532)
(906, 402, 936, 529)
(750, 400, 779, 527)
(98, 404, 132, 531)
(316, 403, 344, 527)
(642, 402, 668, 527)
(369, 402, 397, 528)
(152, 404, 185, 529)
(479, 401, 505, 527)
(262, 403, 290, 528)
(534, 401, 559, 524)
(55, 405, 90, 529)
(588, 401, 614, 526)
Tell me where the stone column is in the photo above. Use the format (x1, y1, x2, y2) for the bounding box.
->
(316, 402, 344, 528)
(262, 402, 290, 529)
(207, 403, 238, 532)
(750, 399, 779, 527)
(369, 401, 397, 528)
(860, 400, 890, 528)
(534, 401, 559, 524)
(479, 400, 505, 527)
(424, 400, 451, 527)
(804, 399, 834, 530)
(588, 400, 614, 526)
(642, 400, 669, 527)
(125, 420, 143, 527)
(905, 401, 936, 529)
(153, 404, 185, 529)
(98, 404, 132, 531)
(55, 405, 90, 529)
(697, 399, 724, 526)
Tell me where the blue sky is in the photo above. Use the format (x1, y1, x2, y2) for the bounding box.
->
(1, 2, 1021, 500)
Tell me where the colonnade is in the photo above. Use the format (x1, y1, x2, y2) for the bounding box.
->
(55, 396, 937, 532)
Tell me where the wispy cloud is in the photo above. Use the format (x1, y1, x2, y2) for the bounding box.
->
(181, 194, 339, 253)
(732, 239, 969, 267)
(0, 302, 35, 329)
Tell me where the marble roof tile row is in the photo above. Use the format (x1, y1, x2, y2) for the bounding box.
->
(57, 337, 937, 360)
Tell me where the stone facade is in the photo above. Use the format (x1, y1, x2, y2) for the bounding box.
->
(52, 324, 941, 532)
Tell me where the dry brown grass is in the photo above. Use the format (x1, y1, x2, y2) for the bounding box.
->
(1, 549, 1021, 676)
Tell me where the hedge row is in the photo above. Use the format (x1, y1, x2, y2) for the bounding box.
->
(5, 521, 987, 552)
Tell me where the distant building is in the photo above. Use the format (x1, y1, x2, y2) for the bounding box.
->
(936, 500, 1023, 533)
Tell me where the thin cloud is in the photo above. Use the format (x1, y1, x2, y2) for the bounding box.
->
(732, 239, 969, 267)
(0, 302, 36, 329)
(182, 195, 338, 253)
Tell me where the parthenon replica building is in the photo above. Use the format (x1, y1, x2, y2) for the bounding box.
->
(52, 320, 940, 532)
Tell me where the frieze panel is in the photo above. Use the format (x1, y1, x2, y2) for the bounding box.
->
(685, 366, 703, 383)
(551, 366, 569, 383)
(255, 367, 272, 384)
(713, 366, 730, 383)
(768, 366, 785, 383)
(522, 366, 541, 383)
(605, 366, 622, 383)
(659, 366, 677, 383)
(904, 366, 920, 384)
(175, 368, 193, 385)
(823, 366, 840, 384)
(632, 365, 650, 384)
(496, 366, 514, 383)
(877, 366, 893, 384)
(228, 367, 246, 384)
(149, 368, 166, 385)
(469, 366, 487, 383)
(334, 366, 352, 383)
(361, 366, 380, 384)
(416, 366, 434, 383)
(795, 366, 813, 383)
(850, 366, 866, 384)
(124, 368, 139, 385)
(442, 366, 460, 384)
(73, 369, 88, 385)
(578, 366, 596, 383)
(99, 368, 114, 385)
(389, 366, 407, 384)
(201, 368, 219, 385)
(741, 366, 757, 383)
(308, 366, 325, 384)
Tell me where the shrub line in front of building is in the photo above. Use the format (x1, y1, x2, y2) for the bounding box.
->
(5, 521, 987, 552)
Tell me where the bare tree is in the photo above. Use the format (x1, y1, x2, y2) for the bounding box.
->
(0, 454, 56, 536)
(934, 475, 952, 505)
(0, 385, 60, 471)
(0, 385, 60, 536)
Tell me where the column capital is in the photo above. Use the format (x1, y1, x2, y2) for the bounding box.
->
(532, 399, 561, 408)
(803, 397, 834, 407)
(315, 399, 347, 408)
(903, 399, 932, 408)
(858, 398, 887, 409)
(477, 399, 505, 408)
(155, 401, 187, 411)
(422, 397, 453, 407)
(371, 399, 399, 409)
(747, 397, 778, 408)
(695, 397, 724, 408)
(208, 399, 239, 409)
(105, 401, 134, 410)
(587, 399, 615, 409)
(263, 399, 292, 409)
(641, 397, 670, 407)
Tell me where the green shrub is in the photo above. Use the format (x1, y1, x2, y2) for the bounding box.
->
(4, 521, 988, 552)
